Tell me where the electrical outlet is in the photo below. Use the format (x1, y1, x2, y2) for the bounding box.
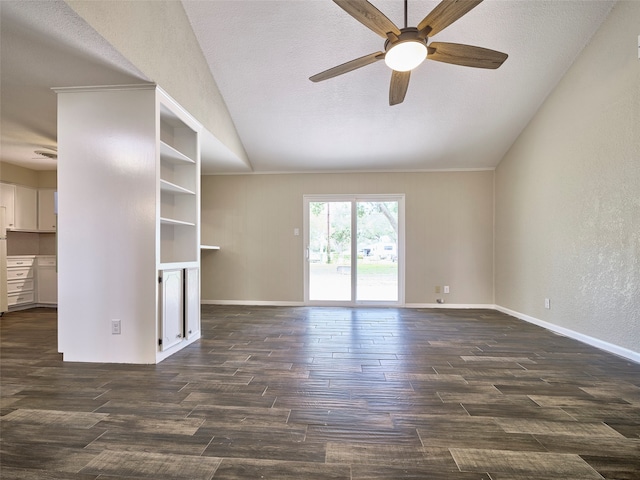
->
(544, 298, 551, 309)
(444, 285, 450, 294)
(111, 319, 121, 335)
(435, 286, 441, 294)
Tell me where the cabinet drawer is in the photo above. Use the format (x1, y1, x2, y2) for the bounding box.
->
(7, 278, 34, 294)
(7, 267, 34, 281)
(7, 257, 35, 268)
(37, 256, 57, 267)
(8, 291, 35, 306)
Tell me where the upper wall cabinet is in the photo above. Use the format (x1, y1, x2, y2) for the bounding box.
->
(0, 183, 38, 231)
(0, 184, 57, 232)
(15, 185, 38, 231)
(15, 186, 37, 230)
(38, 189, 57, 232)
(0, 183, 16, 229)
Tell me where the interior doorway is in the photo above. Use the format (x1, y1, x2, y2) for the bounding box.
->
(304, 195, 404, 305)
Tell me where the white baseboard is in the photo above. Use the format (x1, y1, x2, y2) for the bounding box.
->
(202, 300, 495, 309)
(495, 305, 640, 364)
(405, 303, 497, 309)
(201, 299, 305, 307)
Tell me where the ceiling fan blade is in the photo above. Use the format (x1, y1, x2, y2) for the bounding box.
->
(309, 51, 384, 82)
(428, 42, 507, 69)
(333, 0, 401, 38)
(389, 70, 411, 106)
(418, 0, 483, 37)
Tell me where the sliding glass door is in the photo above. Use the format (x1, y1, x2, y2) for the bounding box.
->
(307, 201, 352, 301)
(304, 195, 404, 305)
(356, 200, 399, 302)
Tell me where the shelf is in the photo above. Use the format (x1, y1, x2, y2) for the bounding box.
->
(159, 260, 199, 269)
(200, 245, 220, 250)
(160, 179, 195, 195)
(160, 141, 195, 165)
(160, 217, 196, 227)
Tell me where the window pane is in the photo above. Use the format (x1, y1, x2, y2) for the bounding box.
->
(309, 201, 352, 301)
(356, 201, 398, 301)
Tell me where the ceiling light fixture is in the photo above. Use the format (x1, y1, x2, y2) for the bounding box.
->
(310, 0, 508, 106)
(34, 149, 58, 159)
(383, 0, 428, 73)
(384, 28, 428, 71)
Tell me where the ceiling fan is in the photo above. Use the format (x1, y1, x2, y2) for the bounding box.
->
(310, 0, 508, 105)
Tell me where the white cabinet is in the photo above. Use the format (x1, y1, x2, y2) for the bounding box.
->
(5, 256, 57, 309)
(159, 268, 184, 351)
(7, 256, 36, 308)
(15, 185, 37, 231)
(0, 183, 16, 229)
(38, 189, 57, 232)
(185, 267, 200, 340)
(37, 256, 57, 305)
(56, 85, 201, 364)
(159, 267, 201, 350)
(0, 184, 38, 231)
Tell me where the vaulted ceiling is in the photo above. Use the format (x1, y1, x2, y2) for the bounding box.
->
(0, 0, 616, 174)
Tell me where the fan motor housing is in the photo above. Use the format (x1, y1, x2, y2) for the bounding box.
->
(384, 27, 427, 52)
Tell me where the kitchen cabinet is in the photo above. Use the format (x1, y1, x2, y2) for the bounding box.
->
(36, 256, 57, 305)
(15, 185, 37, 231)
(56, 85, 201, 364)
(7, 256, 36, 308)
(38, 189, 57, 232)
(0, 184, 38, 231)
(5, 256, 58, 309)
(0, 183, 16, 229)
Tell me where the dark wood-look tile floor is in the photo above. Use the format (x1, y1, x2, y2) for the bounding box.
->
(1, 306, 639, 479)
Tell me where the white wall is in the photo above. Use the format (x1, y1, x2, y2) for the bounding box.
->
(57, 87, 158, 363)
(201, 171, 494, 305)
(65, 0, 248, 166)
(495, 1, 640, 357)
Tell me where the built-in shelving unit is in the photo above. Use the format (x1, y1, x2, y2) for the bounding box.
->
(55, 84, 202, 364)
(159, 101, 199, 266)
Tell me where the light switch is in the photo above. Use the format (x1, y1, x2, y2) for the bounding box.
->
(294, 228, 300, 236)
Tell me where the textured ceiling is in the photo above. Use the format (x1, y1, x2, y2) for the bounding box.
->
(0, 0, 148, 170)
(0, 0, 616, 173)
(183, 0, 615, 172)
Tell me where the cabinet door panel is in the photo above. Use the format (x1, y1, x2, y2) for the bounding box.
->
(15, 185, 37, 230)
(37, 266, 58, 304)
(160, 269, 183, 351)
(0, 183, 16, 228)
(185, 268, 200, 339)
(38, 189, 57, 231)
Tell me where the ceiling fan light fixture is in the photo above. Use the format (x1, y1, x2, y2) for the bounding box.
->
(311, 0, 507, 105)
(385, 40, 428, 71)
